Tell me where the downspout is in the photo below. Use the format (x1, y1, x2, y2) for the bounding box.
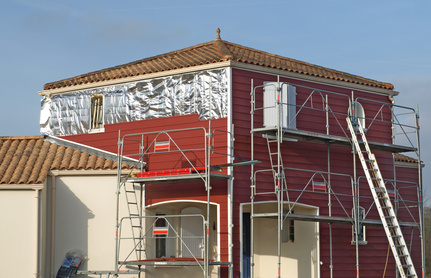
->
(50, 175, 56, 278)
(34, 188, 41, 278)
(227, 66, 234, 278)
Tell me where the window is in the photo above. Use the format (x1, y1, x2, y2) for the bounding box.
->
(352, 206, 367, 245)
(154, 215, 167, 258)
(282, 211, 294, 243)
(153, 214, 176, 258)
(263, 82, 297, 129)
(348, 101, 366, 129)
(90, 94, 104, 130)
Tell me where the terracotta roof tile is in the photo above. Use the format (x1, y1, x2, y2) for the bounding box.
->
(0, 136, 134, 185)
(395, 153, 419, 164)
(86, 154, 97, 170)
(78, 152, 89, 170)
(51, 145, 65, 170)
(42, 32, 394, 91)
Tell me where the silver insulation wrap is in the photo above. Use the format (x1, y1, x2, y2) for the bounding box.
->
(40, 69, 228, 136)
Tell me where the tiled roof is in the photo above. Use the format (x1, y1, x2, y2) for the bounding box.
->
(394, 153, 419, 164)
(0, 136, 132, 185)
(43, 29, 394, 91)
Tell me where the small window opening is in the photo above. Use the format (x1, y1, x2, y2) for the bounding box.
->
(352, 206, 367, 245)
(282, 211, 294, 243)
(155, 215, 167, 258)
(90, 94, 104, 130)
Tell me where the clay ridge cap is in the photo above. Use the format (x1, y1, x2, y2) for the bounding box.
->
(43, 40, 218, 90)
(213, 28, 234, 60)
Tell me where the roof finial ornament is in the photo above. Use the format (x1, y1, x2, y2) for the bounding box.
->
(216, 28, 221, 40)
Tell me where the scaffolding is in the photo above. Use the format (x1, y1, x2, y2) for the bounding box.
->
(249, 78, 424, 278)
(111, 125, 233, 277)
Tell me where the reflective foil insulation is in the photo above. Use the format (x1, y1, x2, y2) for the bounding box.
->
(40, 69, 228, 136)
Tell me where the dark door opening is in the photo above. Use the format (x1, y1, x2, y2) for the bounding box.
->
(242, 212, 250, 278)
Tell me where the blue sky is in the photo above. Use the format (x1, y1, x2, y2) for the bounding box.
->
(1, 0, 430, 204)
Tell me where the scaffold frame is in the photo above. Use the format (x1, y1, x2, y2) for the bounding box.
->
(249, 77, 424, 278)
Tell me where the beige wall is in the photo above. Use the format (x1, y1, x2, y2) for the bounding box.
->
(244, 202, 320, 278)
(0, 189, 39, 278)
(2, 173, 221, 278)
(52, 174, 137, 276)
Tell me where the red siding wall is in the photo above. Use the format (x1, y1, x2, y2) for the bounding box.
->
(61, 114, 232, 267)
(59, 68, 422, 277)
(230, 68, 419, 278)
(394, 164, 423, 275)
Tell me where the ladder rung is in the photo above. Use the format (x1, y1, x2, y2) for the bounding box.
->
(347, 118, 418, 278)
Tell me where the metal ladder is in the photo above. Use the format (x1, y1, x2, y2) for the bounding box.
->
(123, 182, 144, 260)
(267, 137, 283, 181)
(346, 117, 417, 278)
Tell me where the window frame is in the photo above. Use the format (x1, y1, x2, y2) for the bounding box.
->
(348, 101, 366, 129)
(89, 93, 104, 132)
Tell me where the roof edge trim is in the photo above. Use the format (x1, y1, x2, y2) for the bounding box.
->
(49, 169, 131, 176)
(38, 61, 232, 97)
(44, 135, 141, 166)
(0, 184, 44, 190)
(230, 61, 399, 97)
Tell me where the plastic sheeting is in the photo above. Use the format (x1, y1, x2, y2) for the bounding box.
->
(40, 69, 228, 136)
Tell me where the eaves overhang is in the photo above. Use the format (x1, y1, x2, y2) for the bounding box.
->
(38, 61, 232, 97)
(229, 61, 399, 97)
(39, 59, 397, 98)
(0, 183, 44, 190)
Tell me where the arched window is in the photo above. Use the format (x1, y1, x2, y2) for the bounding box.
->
(348, 101, 366, 129)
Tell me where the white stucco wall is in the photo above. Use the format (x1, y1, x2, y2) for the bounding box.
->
(0, 189, 39, 278)
(52, 174, 136, 276)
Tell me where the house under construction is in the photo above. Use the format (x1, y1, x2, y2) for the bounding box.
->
(36, 29, 424, 278)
